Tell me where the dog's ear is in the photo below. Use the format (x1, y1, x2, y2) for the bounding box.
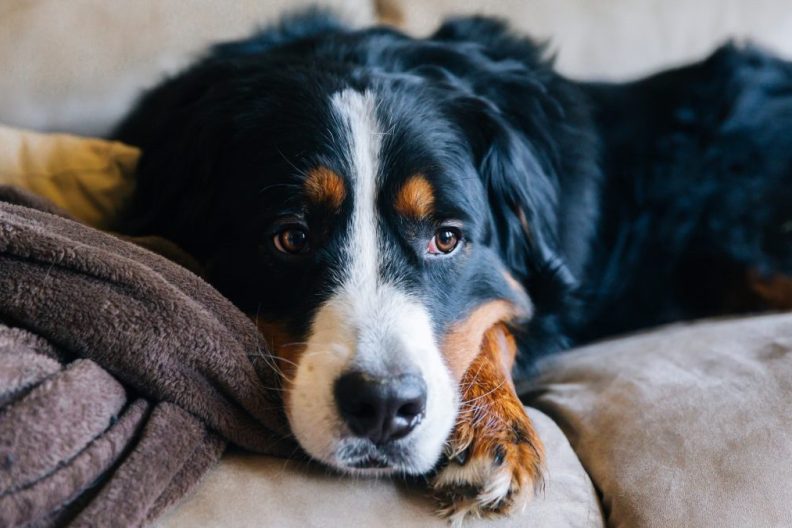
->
(431, 15, 592, 298)
(113, 60, 256, 258)
(450, 95, 575, 289)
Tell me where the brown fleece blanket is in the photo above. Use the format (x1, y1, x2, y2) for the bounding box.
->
(0, 186, 296, 527)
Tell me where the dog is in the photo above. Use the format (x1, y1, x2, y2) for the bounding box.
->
(114, 10, 792, 523)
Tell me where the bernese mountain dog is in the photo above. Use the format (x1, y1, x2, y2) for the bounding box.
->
(114, 10, 792, 523)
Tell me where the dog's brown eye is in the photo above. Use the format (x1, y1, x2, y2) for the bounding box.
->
(274, 226, 309, 254)
(428, 227, 461, 255)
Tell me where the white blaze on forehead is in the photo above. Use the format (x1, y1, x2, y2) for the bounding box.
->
(331, 88, 382, 293)
(285, 89, 457, 474)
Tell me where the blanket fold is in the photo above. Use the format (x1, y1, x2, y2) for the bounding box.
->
(0, 186, 296, 527)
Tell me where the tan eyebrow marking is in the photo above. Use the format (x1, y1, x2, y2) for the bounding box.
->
(304, 166, 346, 211)
(395, 173, 435, 219)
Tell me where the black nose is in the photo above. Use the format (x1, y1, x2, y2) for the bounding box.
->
(334, 372, 427, 445)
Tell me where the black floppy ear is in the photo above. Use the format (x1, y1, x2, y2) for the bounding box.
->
(453, 96, 576, 291)
(431, 14, 588, 296)
(113, 60, 250, 258)
(114, 54, 269, 266)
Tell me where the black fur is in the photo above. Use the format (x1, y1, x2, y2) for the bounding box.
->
(114, 11, 792, 378)
(580, 45, 792, 340)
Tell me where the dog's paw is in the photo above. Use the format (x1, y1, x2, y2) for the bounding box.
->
(431, 323, 544, 526)
(431, 406, 544, 525)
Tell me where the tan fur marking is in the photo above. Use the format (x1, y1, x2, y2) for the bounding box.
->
(433, 324, 545, 519)
(395, 174, 435, 219)
(251, 317, 306, 408)
(748, 270, 792, 310)
(442, 300, 525, 380)
(304, 166, 346, 210)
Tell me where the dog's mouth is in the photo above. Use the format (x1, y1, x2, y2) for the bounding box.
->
(335, 440, 416, 473)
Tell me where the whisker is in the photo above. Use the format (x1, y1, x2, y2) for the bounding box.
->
(273, 356, 300, 369)
(276, 148, 308, 179)
(459, 380, 506, 406)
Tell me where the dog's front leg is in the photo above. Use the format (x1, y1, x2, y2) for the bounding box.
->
(432, 323, 544, 525)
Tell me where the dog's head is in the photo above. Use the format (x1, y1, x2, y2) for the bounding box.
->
(118, 15, 593, 475)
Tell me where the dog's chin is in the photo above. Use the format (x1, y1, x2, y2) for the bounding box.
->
(324, 436, 443, 476)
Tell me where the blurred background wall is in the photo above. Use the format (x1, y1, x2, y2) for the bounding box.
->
(2, 0, 792, 136)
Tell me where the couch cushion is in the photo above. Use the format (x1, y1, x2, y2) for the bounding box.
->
(157, 408, 603, 528)
(0, 0, 375, 136)
(0, 124, 138, 228)
(532, 314, 792, 527)
(378, 0, 792, 79)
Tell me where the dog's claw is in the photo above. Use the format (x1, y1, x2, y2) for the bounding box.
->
(453, 446, 470, 466)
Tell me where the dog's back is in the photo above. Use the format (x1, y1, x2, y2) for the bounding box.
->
(579, 45, 792, 340)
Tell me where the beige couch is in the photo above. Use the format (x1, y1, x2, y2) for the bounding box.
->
(2, 1, 791, 526)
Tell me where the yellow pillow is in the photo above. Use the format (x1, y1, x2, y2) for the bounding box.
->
(0, 124, 139, 229)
